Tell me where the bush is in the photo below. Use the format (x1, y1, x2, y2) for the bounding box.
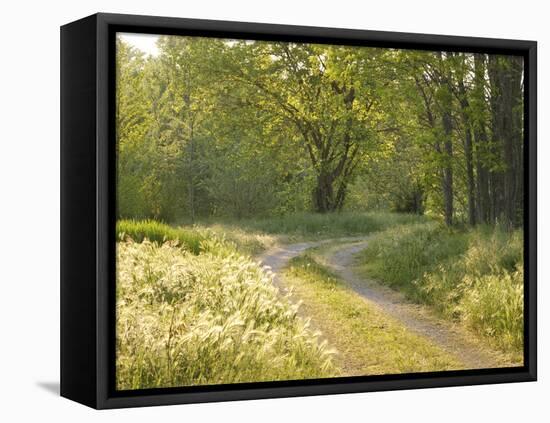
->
(116, 240, 335, 389)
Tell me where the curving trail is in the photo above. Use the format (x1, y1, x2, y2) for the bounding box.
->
(259, 238, 505, 370)
(258, 237, 364, 291)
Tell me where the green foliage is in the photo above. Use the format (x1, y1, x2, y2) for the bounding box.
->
(116, 240, 335, 389)
(116, 35, 524, 228)
(358, 224, 523, 355)
(205, 144, 281, 219)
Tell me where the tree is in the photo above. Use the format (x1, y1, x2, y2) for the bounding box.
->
(487, 54, 524, 228)
(453, 53, 476, 226)
(437, 53, 455, 227)
(472, 53, 491, 224)
(156, 36, 222, 222)
(221, 42, 388, 212)
(116, 39, 154, 219)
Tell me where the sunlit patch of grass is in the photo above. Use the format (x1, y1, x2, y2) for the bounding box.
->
(199, 224, 277, 256)
(117, 219, 205, 254)
(117, 219, 276, 257)
(357, 224, 524, 358)
(116, 240, 336, 390)
(222, 212, 428, 241)
(358, 222, 469, 294)
(283, 254, 464, 376)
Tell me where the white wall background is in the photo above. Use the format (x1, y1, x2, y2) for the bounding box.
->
(0, 0, 546, 420)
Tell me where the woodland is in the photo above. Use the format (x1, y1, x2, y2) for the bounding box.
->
(115, 35, 525, 390)
(117, 36, 524, 228)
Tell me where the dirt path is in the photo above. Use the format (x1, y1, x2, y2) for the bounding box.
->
(260, 238, 505, 370)
(258, 237, 364, 291)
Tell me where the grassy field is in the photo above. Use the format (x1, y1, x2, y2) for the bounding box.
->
(117, 219, 276, 256)
(116, 212, 422, 258)
(116, 239, 334, 390)
(357, 222, 524, 359)
(172, 212, 429, 242)
(115, 212, 435, 388)
(115, 212, 524, 388)
(283, 253, 463, 375)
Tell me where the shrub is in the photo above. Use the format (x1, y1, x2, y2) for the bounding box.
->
(116, 240, 335, 390)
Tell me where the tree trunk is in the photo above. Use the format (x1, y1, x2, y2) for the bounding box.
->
(488, 55, 523, 228)
(511, 56, 524, 227)
(488, 55, 504, 225)
(502, 56, 523, 228)
(473, 54, 491, 224)
(312, 163, 352, 213)
(187, 122, 195, 223)
(184, 65, 196, 223)
(313, 172, 350, 212)
(313, 172, 334, 213)
(457, 56, 476, 226)
(464, 123, 476, 226)
(442, 109, 454, 226)
(438, 53, 454, 227)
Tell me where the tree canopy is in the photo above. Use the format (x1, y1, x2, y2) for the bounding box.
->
(116, 35, 524, 228)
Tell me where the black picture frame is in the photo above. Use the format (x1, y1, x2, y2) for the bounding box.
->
(60, 12, 537, 409)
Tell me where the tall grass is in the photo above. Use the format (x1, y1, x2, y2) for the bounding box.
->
(359, 222, 469, 292)
(235, 211, 428, 239)
(117, 219, 205, 254)
(117, 213, 426, 259)
(117, 219, 275, 256)
(359, 224, 524, 356)
(116, 240, 335, 390)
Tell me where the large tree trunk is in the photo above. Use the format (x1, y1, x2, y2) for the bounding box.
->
(457, 56, 476, 226)
(488, 55, 523, 228)
(442, 108, 454, 227)
(312, 170, 349, 212)
(311, 84, 356, 213)
(473, 54, 491, 224)
(488, 55, 504, 224)
(313, 172, 335, 213)
(500, 56, 523, 228)
(438, 53, 454, 227)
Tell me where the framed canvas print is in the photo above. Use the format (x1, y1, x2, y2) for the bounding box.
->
(60, 13, 537, 409)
